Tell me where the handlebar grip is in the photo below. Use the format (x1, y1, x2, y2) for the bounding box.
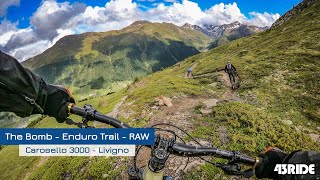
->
(253, 157, 264, 168)
(69, 105, 84, 116)
(171, 143, 256, 165)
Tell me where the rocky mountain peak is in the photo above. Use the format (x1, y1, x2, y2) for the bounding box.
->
(182, 21, 266, 42)
(182, 22, 194, 29)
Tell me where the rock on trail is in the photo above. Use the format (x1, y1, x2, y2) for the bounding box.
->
(200, 98, 219, 115)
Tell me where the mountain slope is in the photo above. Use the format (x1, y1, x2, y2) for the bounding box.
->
(271, 0, 316, 29)
(23, 21, 211, 98)
(1, 0, 319, 179)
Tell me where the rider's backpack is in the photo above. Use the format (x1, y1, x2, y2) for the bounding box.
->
(226, 63, 234, 73)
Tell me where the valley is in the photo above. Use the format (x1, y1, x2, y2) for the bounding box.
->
(22, 21, 211, 100)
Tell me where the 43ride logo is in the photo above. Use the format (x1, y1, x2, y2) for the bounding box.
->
(274, 164, 316, 175)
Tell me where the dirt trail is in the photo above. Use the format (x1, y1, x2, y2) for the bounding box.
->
(114, 71, 243, 179)
(220, 71, 232, 88)
(149, 96, 205, 129)
(132, 93, 241, 178)
(191, 63, 198, 69)
(135, 96, 209, 179)
(107, 96, 128, 117)
(220, 72, 234, 98)
(217, 71, 243, 103)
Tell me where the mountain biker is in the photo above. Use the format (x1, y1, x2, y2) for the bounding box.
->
(0, 50, 74, 123)
(186, 67, 192, 77)
(0, 51, 319, 179)
(224, 60, 237, 85)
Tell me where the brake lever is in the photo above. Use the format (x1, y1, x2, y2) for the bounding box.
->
(220, 163, 241, 175)
(219, 163, 254, 178)
(65, 118, 77, 125)
(65, 118, 94, 128)
(66, 104, 97, 128)
(242, 168, 254, 178)
(77, 123, 94, 129)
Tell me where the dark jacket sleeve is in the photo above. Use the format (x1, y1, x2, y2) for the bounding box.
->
(281, 151, 320, 180)
(224, 65, 227, 73)
(0, 51, 46, 117)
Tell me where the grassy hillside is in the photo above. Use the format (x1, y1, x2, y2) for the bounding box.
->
(1, 0, 319, 179)
(0, 112, 41, 128)
(22, 21, 211, 99)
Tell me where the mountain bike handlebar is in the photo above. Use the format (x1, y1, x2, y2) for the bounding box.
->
(68, 103, 262, 179)
(170, 143, 256, 165)
(68, 103, 259, 167)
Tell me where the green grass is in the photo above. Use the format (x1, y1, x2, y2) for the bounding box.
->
(25, 157, 124, 180)
(184, 102, 318, 179)
(0, 146, 39, 180)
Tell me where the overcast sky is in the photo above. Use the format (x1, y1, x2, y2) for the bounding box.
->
(0, 0, 301, 61)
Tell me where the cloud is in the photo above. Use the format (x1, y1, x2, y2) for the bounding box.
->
(201, 2, 245, 25)
(9, 40, 50, 60)
(0, 19, 17, 33)
(0, 19, 17, 38)
(30, 0, 86, 39)
(0, 0, 19, 17)
(147, 0, 204, 25)
(0, 31, 16, 46)
(152, 3, 160, 6)
(1, 0, 280, 61)
(137, 0, 156, 2)
(0, 20, 18, 47)
(146, 1, 247, 27)
(3, 28, 39, 51)
(64, 0, 142, 33)
(164, 0, 178, 2)
(6, 28, 75, 61)
(1, 0, 85, 61)
(245, 12, 280, 27)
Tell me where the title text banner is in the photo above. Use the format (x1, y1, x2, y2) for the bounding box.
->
(0, 128, 155, 145)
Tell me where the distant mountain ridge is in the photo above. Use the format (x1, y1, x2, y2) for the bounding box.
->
(182, 21, 268, 48)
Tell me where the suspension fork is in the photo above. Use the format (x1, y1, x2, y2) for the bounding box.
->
(143, 136, 173, 180)
(128, 136, 174, 180)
